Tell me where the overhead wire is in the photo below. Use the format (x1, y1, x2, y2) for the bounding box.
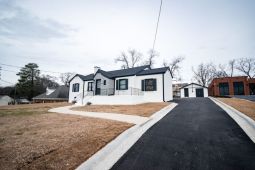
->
(152, 0, 163, 52)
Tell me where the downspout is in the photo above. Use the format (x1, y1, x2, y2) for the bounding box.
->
(82, 81, 85, 105)
(162, 73, 165, 102)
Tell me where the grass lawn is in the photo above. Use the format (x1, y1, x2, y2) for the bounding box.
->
(0, 103, 132, 170)
(72, 102, 170, 117)
(218, 98, 255, 121)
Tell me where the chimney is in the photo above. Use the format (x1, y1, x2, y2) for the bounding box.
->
(94, 66, 100, 74)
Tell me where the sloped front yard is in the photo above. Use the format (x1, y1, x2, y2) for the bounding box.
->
(72, 102, 170, 117)
(218, 98, 255, 121)
(0, 103, 132, 170)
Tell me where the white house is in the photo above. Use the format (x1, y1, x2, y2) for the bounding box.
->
(68, 65, 173, 105)
(180, 83, 208, 98)
(0, 95, 13, 106)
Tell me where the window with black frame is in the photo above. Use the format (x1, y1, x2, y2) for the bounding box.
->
(116, 79, 128, 90)
(142, 79, 157, 91)
(72, 83, 79, 92)
(87, 82, 93, 91)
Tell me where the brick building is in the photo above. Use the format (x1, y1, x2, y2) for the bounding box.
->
(208, 76, 255, 96)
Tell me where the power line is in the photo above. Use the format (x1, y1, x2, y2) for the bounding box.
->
(0, 62, 64, 74)
(0, 79, 15, 85)
(1, 69, 17, 73)
(152, 0, 163, 52)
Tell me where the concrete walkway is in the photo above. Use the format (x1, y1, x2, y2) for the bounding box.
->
(111, 98, 255, 170)
(49, 105, 149, 124)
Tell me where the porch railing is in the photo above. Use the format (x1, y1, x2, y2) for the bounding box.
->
(96, 87, 144, 96)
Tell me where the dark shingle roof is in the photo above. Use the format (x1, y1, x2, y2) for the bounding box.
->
(106, 65, 150, 78)
(70, 65, 170, 82)
(136, 67, 169, 76)
(76, 74, 94, 81)
(33, 85, 69, 99)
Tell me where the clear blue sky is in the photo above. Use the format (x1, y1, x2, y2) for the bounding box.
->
(1, 0, 255, 86)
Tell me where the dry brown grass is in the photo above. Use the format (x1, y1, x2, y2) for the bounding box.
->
(72, 102, 170, 117)
(218, 98, 255, 121)
(0, 103, 132, 170)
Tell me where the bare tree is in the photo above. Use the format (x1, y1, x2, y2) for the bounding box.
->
(115, 49, 142, 69)
(60, 72, 75, 86)
(228, 59, 235, 77)
(192, 63, 215, 86)
(235, 57, 255, 78)
(163, 56, 185, 78)
(212, 64, 228, 78)
(143, 49, 159, 68)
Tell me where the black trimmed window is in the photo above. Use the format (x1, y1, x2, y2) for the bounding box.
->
(87, 82, 93, 91)
(142, 79, 157, 91)
(72, 83, 79, 92)
(116, 79, 128, 90)
(103, 80, 106, 85)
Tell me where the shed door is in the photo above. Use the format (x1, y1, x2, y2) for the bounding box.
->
(196, 88, 204, 97)
(184, 88, 189, 97)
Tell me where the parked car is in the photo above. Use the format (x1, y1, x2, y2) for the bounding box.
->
(16, 98, 30, 104)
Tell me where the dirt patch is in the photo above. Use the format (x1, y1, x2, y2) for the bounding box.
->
(72, 102, 170, 117)
(0, 104, 132, 170)
(218, 98, 255, 121)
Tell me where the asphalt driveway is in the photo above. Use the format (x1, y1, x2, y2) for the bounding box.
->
(111, 98, 255, 170)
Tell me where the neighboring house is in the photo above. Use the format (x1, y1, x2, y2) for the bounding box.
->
(208, 76, 255, 96)
(33, 85, 69, 103)
(0, 95, 13, 106)
(180, 83, 208, 98)
(69, 65, 173, 105)
(172, 83, 188, 98)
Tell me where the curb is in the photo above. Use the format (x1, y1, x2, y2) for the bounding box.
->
(76, 103, 178, 170)
(209, 97, 255, 143)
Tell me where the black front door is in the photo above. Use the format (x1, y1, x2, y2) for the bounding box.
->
(196, 88, 204, 97)
(95, 79, 101, 95)
(184, 88, 189, 97)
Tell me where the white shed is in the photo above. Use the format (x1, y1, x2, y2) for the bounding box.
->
(180, 83, 208, 98)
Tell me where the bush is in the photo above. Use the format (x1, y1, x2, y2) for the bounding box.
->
(86, 102, 92, 105)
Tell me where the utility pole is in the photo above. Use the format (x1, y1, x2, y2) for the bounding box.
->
(31, 67, 34, 100)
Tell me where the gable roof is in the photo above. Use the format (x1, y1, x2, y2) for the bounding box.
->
(106, 65, 150, 78)
(69, 73, 94, 82)
(180, 83, 208, 89)
(136, 67, 169, 76)
(33, 85, 69, 100)
(70, 65, 171, 82)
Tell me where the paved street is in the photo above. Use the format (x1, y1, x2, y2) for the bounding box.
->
(111, 98, 255, 170)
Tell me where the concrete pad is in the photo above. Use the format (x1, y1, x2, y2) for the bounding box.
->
(49, 105, 149, 125)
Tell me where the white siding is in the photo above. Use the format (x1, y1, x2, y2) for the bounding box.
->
(94, 73, 114, 95)
(180, 84, 208, 98)
(164, 70, 173, 101)
(135, 74, 163, 102)
(115, 76, 135, 95)
(68, 76, 84, 103)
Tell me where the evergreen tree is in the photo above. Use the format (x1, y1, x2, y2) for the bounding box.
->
(16, 63, 40, 100)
